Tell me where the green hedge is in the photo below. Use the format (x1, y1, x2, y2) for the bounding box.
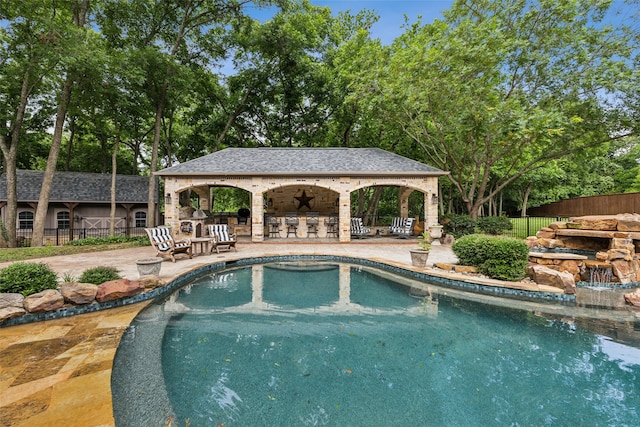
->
(452, 234, 529, 281)
(78, 266, 121, 284)
(442, 213, 477, 238)
(0, 262, 58, 296)
(477, 216, 513, 235)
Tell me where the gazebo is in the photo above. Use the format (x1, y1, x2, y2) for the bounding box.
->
(156, 147, 447, 242)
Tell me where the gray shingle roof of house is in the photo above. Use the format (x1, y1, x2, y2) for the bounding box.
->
(0, 170, 154, 203)
(155, 148, 447, 176)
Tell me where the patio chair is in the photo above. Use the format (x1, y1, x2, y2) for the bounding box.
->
(389, 217, 415, 238)
(267, 215, 281, 238)
(145, 227, 192, 263)
(208, 224, 237, 253)
(350, 217, 371, 239)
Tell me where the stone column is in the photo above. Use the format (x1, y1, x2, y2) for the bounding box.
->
(251, 191, 264, 242)
(163, 178, 180, 232)
(338, 188, 351, 242)
(398, 187, 412, 218)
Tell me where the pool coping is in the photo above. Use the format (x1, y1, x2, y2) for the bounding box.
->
(1, 255, 576, 328)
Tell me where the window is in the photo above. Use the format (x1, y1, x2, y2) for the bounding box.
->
(135, 211, 147, 228)
(57, 211, 70, 229)
(18, 211, 34, 229)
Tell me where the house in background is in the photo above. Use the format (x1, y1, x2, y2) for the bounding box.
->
(0, 170, 158, 244)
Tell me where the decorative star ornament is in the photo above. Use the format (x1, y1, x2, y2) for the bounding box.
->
(294, 190, 315, 210)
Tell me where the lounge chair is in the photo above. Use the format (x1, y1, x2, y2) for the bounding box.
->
(145, 226, 192, 263)
(208, 224, 237, 253)
(389, 217, 415, 238)
(350, 217, 371, 239)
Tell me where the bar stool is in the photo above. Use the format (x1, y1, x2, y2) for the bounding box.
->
(268, 216, 281, 238)
(324, 215, 338, 238)
(306, 212, 319, 238)
(285, 213, 299, 238)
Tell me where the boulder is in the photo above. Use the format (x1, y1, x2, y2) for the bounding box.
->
(571, 215, 618, 231)
(547, 221, 568, 230)
(0, 293, 24, 309)
(624, 288, 640, 307)
(139, 277, 166, 290)
(23, 289, 64, 313)
(525, 236, 539, 248)
(0, 306, 26, 321)
(95, 279, 144, 303)
(0, 293, 26, 321)
(529, 265, 576, 294)
(607, 248, 633, 262)
(610, 237, 635, 253)
(60, 282, 98, 305)
(536, 227, 556, 239)
(616, 213, 640, 232)
(610, 259, 639, 284)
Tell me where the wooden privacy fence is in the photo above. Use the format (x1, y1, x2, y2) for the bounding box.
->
(528, 192, 640, 217)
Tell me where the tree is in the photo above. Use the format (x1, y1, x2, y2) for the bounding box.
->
(355, 0, 637, 218)
(31, 0, 94, 246)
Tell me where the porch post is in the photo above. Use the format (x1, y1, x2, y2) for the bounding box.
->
(338, 188, 351, 242)
(251, 191, 264, 242)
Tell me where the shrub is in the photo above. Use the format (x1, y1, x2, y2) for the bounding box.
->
(453, 234, 529, 281)
(78, 266, 121, 284)
(477, 216, 513, 235)
(66, 235, 149, 246)
(442, 213, 477, 238)
(0, 262, 58, 296)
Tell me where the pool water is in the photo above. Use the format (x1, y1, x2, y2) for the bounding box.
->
(112, 262, 640, 426)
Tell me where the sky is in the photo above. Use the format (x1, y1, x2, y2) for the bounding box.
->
(308, 0, 454, 44)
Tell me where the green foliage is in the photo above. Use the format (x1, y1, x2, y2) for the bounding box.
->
(477, 216, 513, 235)
(453, 235, 529, 281)
(0, 262, 58, 296)
(65, 235, 149, 246)
(78, 266, 121, 284)
(417, 232, 431, 251)
(442, 214, 476, 238)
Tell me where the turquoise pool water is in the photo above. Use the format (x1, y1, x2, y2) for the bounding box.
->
(112, 262, 640, 426)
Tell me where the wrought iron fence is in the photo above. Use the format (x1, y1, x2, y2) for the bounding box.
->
(15, 227, 147, 247)
(504, 217, 569, 239)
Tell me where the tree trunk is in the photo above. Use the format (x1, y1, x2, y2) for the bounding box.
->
(147, 91, 166, 228)
(364, 187, 383, 226)
(31, 0, 88, 246)
(0, 69, 32, 247)
(521, 183, 532, 217)
(110, 130, 120, 236)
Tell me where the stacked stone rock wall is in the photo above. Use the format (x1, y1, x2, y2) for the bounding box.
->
(526, 214, 640, 293)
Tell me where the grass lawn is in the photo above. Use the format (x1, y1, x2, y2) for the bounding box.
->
(0, 241, 146, 263)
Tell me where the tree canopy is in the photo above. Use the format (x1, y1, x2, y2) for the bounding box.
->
(0, 0, 638, 245)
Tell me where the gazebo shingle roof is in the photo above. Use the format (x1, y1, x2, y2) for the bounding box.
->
(156, 148, 446, 176)
(0, 170, 153, 203)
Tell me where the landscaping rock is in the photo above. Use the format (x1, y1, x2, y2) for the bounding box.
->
(547, 221, 567, 230)
(60, 282, 98, 305)
(616, 213, 640, 232)
(529, 265, 576, 294)
(571, 215, 618, 231)
(0, 293, 24, 309)
(95, 279, 144, 303)
(536, 228, 556, 239)
(0, 293, 26, 321)
(624, 288, 640, 307)
(139, 277, 166, 290)
(610, 259, 639, 284)
(610, 237, 635, 253)
(23, 289, 65, 313)
(0, 306, 26, 321)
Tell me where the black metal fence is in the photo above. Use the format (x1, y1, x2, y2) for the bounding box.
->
(504, 216, 569, 239)
(15, 227, 147, 247)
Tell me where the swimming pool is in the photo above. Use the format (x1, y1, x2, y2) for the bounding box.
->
(112, 261, 640, 426)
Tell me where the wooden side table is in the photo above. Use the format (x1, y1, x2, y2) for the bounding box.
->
(190, 237, 211, 256)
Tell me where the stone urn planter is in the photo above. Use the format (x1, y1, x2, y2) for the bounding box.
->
(136, 258, 163, 277)
(429, 225, 443, 239)
(410, 232, 431, 267)
(410, 249, 430, 268)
